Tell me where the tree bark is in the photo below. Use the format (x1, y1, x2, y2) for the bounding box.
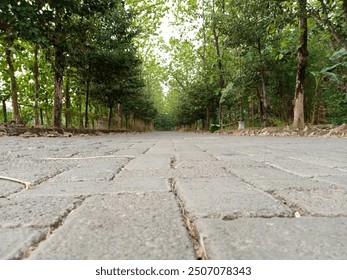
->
(205, 105, 211, 130)
(65, 73, 71, 128)
(2, 100, 7, 123)
(53, 47, 64, 128)
(129, 111, 135, 129)
(256, 87, 265, 124)
(293, 0, 308, 130)
(85, 79, 90, 128)
(33, 45, 40, 126)
(78, 95, 83, 128)
(108, 105, 113, 130)
(212, 0, 225, 127)
(117, 102, 123, 129)
(257, 39, 268, 127)
(5, 36, 21, 124)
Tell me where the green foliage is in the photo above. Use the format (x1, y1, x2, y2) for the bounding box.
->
(162, 0, 346, 129)
(0, 0, 346, 128)
(0, 0, 159, 128)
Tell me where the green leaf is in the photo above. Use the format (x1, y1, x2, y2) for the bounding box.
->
(329, 48, 347, 61)
(321, 72, 341, 83)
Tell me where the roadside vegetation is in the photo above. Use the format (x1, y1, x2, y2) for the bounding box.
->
(0, 0, 346, 132)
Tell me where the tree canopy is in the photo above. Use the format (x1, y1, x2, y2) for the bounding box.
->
(1, 0, 346, 130)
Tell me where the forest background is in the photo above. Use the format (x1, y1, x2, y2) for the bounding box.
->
(0, 0, 346, 132)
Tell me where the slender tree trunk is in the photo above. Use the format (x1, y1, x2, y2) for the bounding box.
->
(40, 108, 44, 125)
(257, 39, 268, 127)
(2, 100, 7, 123)
(33, 45, 40, 126)
(53, 47, 64, 127)
(65, 74, 71, 128)
(344, 0, 347, 24)
(78, 95, 83, 128)
(310, 77, 322, 124)
(293, 0, 308, 130)
(212, 33, 225, 127)
(212, 0, 225, 127)
(85, 79, 90, 128)
(108, 105, 113, 130)
(130, 111, 135, 129)
(256, 87, 265, 124)
(5, 36, 20, 124)
(45, 97, 50, 126)
(117, 102, 122, 129)
(205, 106, 211, 130)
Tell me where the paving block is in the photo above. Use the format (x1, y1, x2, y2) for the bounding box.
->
(0, 180, 24, 197)
(0, 228, 46, 259)
(124, 154, 171, 170)
(244, 177, 338, 192)
(47, 158, 130, 182)
(228, 166, 299, 180)
(176, 178, 292, 219)
(175, 152, 212, 161)
(173, 161, 231, 178)
(315, 175, 347, 188)
(196, 217, 347, 259)
(0, 195, 82, 227)
(25, 178, 170, 195)
(270, 159, 346, 178)
(272, 188, 347, 216)
(29, 193, 195, 259)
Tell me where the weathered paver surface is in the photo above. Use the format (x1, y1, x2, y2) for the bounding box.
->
(0, 132, 346, 259)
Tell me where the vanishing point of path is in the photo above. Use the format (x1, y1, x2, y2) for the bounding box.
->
(0, 132, 347, 259)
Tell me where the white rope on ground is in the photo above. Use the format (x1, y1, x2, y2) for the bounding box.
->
(0, 176, 34, 189)
(43, 155, 135, 160)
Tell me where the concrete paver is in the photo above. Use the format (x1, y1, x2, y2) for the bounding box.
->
(0, 132, 346, 260)
(176, 178, 292, 219)
(196, 217, 347, 259)
(0, 228, 45, 259)
(29, 193, 195, 260)
(0, 195, 82, 227)
(272, 188, 347, 216)
(25, 178, 170, 195)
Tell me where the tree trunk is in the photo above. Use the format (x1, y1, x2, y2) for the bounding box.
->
(256, 87, 265, 124)
(205, 106, 211, 130)
(78, 95, 83, 128)
(344, 0, 347, 24)
(33, 45, 40, 126)
(40, 108, 44, 125)
(129, 111, 135, 129)
(257, 39, 268, 127)
(85, 79, 90, 128)
(293, 0, 308, 130)
(65, 73, 71, 128)
(108, 105, 113, 130)
(212, 0, 225, 127)
(310, 76, 322, 124)
(5, 36, 21, 124)
(117, 102, 122, 129)
(2, 100, 7, 123)
(53, 47, 64, 128)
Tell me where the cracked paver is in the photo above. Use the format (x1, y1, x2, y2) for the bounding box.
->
(0, 132, 346, 259)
